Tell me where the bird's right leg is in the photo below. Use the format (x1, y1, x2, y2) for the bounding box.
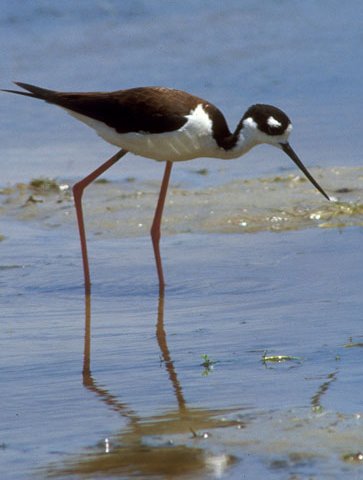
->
(72, 149, 128, 293)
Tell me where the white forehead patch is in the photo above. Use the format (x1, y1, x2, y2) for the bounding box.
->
(267, 116, 282, 128)
(242, 117, 258, 129)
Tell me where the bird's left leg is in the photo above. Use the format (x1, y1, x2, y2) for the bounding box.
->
(150, 161, 173, 294)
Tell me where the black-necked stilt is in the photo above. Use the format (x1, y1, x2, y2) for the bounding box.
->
(3, 82, 330, 293)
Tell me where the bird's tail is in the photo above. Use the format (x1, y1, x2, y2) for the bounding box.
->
(1, 82, 55, 100)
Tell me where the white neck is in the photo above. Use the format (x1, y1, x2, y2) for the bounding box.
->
(214, 129, 258, 160)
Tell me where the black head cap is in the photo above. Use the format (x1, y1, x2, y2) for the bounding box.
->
(242, 104, 291, 136)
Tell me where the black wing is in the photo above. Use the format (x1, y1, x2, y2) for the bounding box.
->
(5, 83, 207, 134)
(4, 82, 233, 142)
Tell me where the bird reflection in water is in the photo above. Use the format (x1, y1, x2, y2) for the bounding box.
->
(47, 293, 241, 478)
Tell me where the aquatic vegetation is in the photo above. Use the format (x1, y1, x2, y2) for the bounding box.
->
(0, 166, 362, 237)
(194, 168, 209, 176)
(94, 178, 110, 184)
(262, 351, 301, 364)
(343, 336, 363, 348)
(200, 354, 218, 376)
(29, 177, 62, 193)
(342, 452, 363, 464)
(200, 354, 217, 368)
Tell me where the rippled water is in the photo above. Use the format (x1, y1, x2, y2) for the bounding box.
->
(1, 225, 363, 479)
(1, 2, 362, 479)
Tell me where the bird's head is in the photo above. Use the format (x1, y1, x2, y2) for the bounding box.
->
(241, 104, 292, 146)
(241, 104, 330, 201)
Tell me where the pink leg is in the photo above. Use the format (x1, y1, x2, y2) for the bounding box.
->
(151, 161, 173, 293)
(73, 149, 127, 293)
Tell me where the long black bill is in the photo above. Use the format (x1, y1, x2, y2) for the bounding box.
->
(280, 142, 330, 201)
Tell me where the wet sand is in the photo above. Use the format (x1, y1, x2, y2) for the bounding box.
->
(1, 165, 362, 237)
(1, 172, 362, 479)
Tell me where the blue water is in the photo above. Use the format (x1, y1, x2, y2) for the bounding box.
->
(1, 0, 362, 185)
(1, 223, 363, 478)
(1, 2, 363, 479)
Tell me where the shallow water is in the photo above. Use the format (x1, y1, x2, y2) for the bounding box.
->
(1, 1, 363, 479)
(1, 223, 363, 479)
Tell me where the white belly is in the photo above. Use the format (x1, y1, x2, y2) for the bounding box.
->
(66, 105, 231, 162)
(106, 129, 219, 161)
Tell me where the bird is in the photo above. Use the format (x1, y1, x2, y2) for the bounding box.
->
(2, 82, 330, 293)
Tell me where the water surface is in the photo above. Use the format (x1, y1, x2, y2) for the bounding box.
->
(1, 2, 362, 479)
(1, 225, 362, 479)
